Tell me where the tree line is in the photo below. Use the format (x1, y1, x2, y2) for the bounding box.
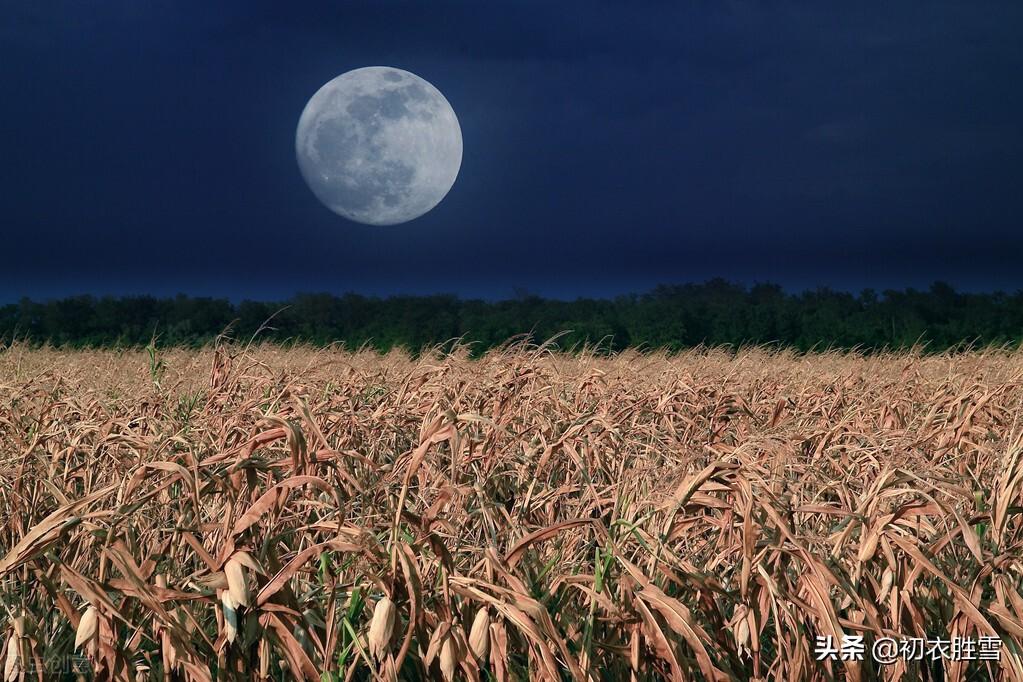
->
(2, 280, 1021, 353)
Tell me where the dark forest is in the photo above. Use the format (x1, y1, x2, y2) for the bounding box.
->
(2, 280, 1019, 352)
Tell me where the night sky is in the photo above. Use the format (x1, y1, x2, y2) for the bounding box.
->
(2, 1, 1022, 302)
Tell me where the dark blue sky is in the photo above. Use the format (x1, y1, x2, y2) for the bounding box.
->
(2, 1, 1022, 301)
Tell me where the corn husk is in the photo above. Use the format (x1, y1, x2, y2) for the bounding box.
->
(879, 568, 895, 602)
(733, 605, 750, 651)
(222, 591, 239, 644)
(4, 635, 20, 682)
(468, 608, 490, 663)
(368, 596, 396, 660)
(225, 557, 250, 608)
(439, 634, 458, 682)
(75, 606, 99, 650)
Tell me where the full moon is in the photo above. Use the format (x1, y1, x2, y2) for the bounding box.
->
(295, 67, 462, 225)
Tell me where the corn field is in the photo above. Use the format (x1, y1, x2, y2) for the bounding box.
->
(2, 342, 1023, 680)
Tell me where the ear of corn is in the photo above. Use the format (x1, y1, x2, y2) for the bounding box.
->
(221, 592, 239, 644)
(438, 634, 458, 682)
(3, 635, 20, 682)
(368, 596, 396, 661)
(224, 556, 250, 608)
(468, 608, 490, 663)
(74, 606, 98, 650)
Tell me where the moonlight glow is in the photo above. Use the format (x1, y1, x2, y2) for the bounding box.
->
(295, 67, 462, 225)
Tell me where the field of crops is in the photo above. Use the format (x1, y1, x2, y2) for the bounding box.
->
(2, 343, 1023, 681)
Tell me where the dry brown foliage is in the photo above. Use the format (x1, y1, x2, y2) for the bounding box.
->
(2, 341, 1023, 680)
